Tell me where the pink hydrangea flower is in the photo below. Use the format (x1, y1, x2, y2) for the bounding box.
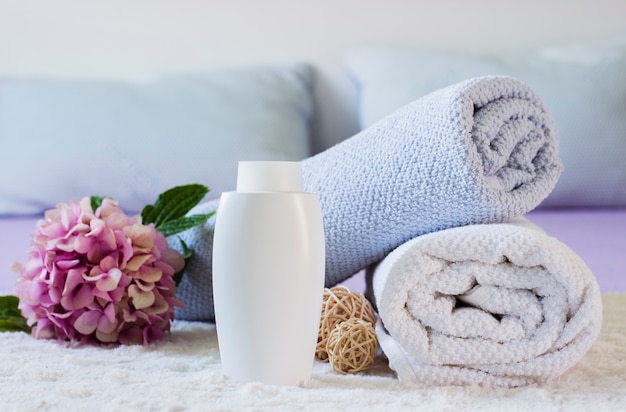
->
(12, 197, 185, 345)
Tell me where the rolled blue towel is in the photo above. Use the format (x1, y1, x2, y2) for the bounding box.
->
(172, 75, 563, 321)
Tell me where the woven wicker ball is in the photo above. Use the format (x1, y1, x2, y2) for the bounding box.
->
(326, 318, 378, 374)
(316, 286, 377, 361)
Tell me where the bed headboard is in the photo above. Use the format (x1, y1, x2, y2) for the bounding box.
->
(3, 0, 625, 153)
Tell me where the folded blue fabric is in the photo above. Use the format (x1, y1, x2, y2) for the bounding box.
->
(173, 75, 563, 321)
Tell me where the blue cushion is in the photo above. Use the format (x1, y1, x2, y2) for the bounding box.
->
(0, 64, 314, 215)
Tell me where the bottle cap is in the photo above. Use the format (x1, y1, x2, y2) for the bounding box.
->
(236, 161, 303, 192)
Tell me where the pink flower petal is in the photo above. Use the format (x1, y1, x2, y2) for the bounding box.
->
(55, 258, 81, 271)
(27, 281, 47, 304)
(63, 268, 85, 295)
(125, 224, 155, 251)
(92, 287, 113, 302)
(142, 291, 169, 315)
(74, 235, 95, 254)
(97, 304, 118, 334)
(87, 219, 105, 237)
(104, 212, 130, 230)
(100, 228, 118, 251)
(39, 222, 67, 239)
(134, 279, 155, 292)
(53, 239, 75, 253)
(60, 205, 74, 229)
(48, 286, 62, 304)
(96, 268, 122, 292)
(143, 325, 165, 345)
(96, 329, 120, 343)
(61, 284, 94, 311)
(161, 248, 185, 274)
(125, 254, 152, 272)
(118, 235, 134, 265)
(118, 326, 143, 345)
(74, 310, 101, 335)
(122, 309, 137, 323)
(108, 277, 131, 303)
(99, 255, 117, 272)
(128, 284, 155, 310)
(82, 272, 105, 282)
(79, 197, 95, 214)
(32, 318, 56, 340)
(86, 241, 114, 263)
(97, 198, 121, 217)
(135, 266, 162, 283)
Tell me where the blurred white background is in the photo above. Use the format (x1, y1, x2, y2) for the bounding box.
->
(1, 0, 625, 79)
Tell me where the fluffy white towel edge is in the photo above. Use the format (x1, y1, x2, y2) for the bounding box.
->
(372, 219, 603, 387)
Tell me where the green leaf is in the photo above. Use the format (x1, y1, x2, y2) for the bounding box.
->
(172, 273, 183, 287)
(141, 184, 209, 227)
(0, 295, 30, 333)
(141, 204, 156, 223)
(179, 238, 193, 260)
(0, 295, 21, 317)
(0, 319, 31, 333)
(155, 212, 214, 238)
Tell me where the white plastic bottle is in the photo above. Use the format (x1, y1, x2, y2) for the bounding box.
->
(212, 161, 326, 386)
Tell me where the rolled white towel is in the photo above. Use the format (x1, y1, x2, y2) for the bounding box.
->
(371, 219, 603, 387)
(303, 75, 562, 287)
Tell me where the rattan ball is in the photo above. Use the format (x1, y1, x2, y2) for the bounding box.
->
(326, 318, 378, 374)
(316, 286, 377, 361)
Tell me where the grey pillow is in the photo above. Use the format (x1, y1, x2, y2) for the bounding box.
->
(0, 64, 314, 215)
(344, 40, 626, 208)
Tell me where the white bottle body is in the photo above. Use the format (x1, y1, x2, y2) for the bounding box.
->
(212, 162, 325, 386)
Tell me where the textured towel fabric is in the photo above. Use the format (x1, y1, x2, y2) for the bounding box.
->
(171, 199, 220, 321)
(172, 75, 562, 321)
(304, 75, 562, 287)
(371, 219, 603, 387)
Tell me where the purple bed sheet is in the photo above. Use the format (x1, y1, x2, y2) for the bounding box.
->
(1, 209, 625, 296)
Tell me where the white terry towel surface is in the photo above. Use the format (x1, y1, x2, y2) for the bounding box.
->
(371, 218, 603, 387)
